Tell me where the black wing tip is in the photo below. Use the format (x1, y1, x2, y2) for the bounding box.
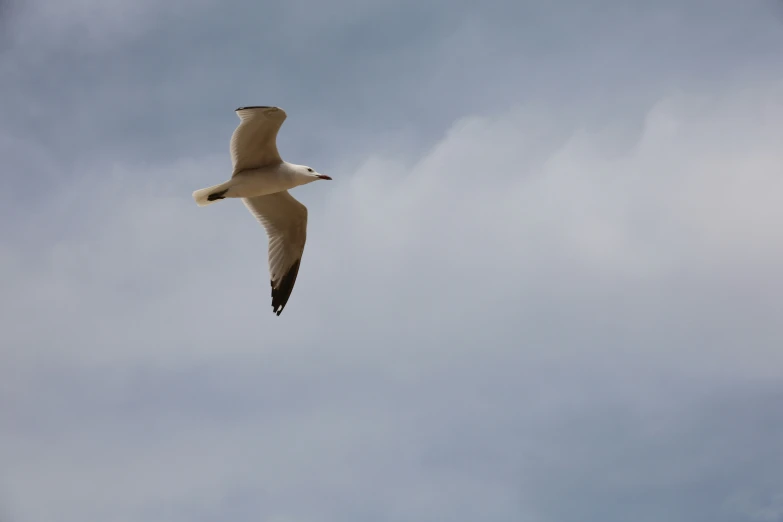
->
(236, 105, 275, 111)
(270, 259, 302, 316)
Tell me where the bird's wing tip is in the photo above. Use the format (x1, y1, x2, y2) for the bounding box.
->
(235, 105, 277, 111)
(269, 258, 302, 316)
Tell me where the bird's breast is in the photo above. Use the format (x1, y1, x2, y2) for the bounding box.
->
(230, 168, 296, 197)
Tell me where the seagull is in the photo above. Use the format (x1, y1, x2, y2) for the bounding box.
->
(192, 106, 332, 316)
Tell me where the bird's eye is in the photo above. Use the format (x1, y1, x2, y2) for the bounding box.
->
(307, 168, 313, 173)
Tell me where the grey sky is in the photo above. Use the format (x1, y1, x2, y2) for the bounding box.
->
(2, 1, 783, 521)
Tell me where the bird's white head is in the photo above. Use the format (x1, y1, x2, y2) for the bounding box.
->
(291, 164, 332, 185)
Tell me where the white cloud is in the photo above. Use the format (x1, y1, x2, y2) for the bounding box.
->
(2, 78, 783, 521)
(5, 80, 783, 368)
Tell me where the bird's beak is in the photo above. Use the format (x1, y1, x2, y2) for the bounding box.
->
(317, 174, 332, 180)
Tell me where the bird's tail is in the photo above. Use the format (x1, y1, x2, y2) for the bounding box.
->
(192, 181, 233, 207)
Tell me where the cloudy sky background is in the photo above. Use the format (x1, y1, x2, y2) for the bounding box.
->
(2, 0, 783, 521)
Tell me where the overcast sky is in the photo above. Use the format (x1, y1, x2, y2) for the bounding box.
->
(2, 1, 783, 521)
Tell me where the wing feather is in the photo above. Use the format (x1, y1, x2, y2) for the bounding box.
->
(230, 106, 287, 174)
(242, 191, 308, 315)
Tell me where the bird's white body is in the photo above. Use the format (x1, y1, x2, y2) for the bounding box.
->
(193, 162, 320, 206)
(192, 106, 332, 315)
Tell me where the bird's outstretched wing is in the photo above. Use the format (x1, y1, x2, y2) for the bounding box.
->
(242, 191, 308, 316)
(230, 106, 287, 174)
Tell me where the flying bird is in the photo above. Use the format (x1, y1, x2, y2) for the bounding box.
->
(193, 106, 332, 316)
